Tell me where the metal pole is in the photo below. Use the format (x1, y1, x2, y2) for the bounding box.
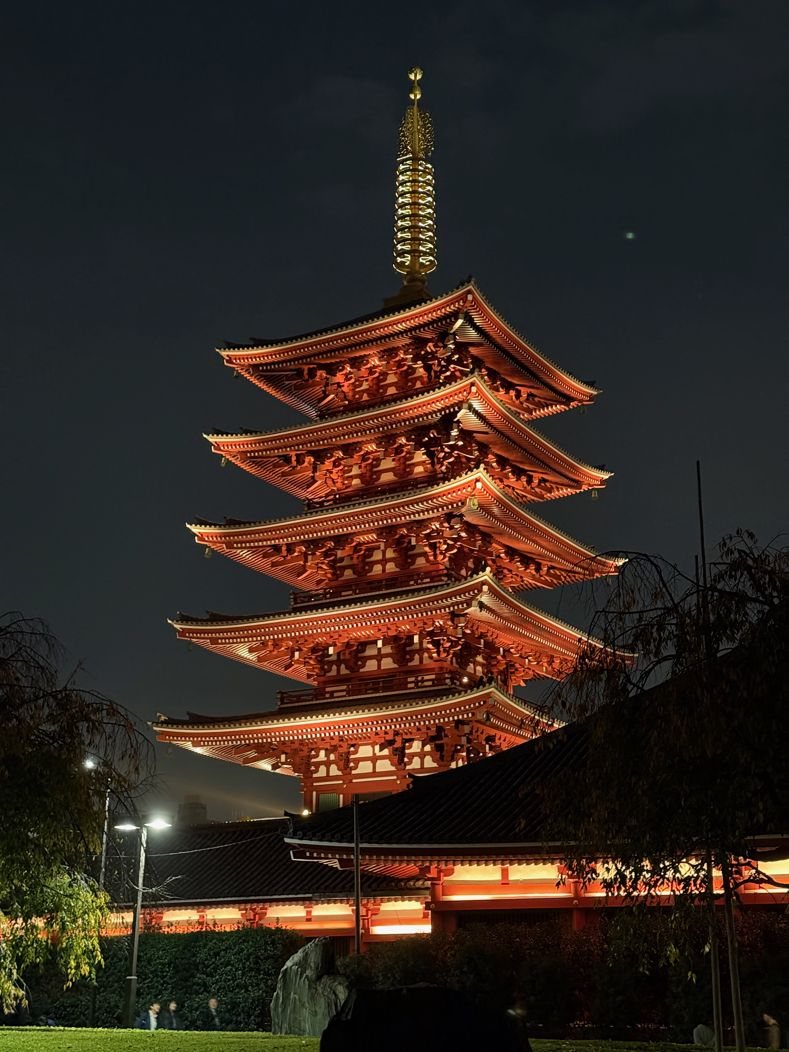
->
(695, 461, 712, 612)
(123, 825, 147, 1028)
(99, 781, 111, 890)
(697, 461, 745, 1052)
(721, 854, 747, 1052)
(706, 849, 723, 1052)
(88, 780, 111, 1027)
(696, 553, 723, 1052)
(353, 795, 362, 955)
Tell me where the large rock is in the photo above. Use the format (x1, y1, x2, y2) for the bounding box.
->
(270, 937, 350, 1037)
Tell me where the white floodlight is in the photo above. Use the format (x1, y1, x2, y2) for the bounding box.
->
(144, 817, 172, 830)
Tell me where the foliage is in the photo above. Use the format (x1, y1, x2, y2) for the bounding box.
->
(338, 914, 789, 1040)
(0, 612, 152, 1010)
(355, 921, 608, 1027)
(537, 532, 789, 919)
(25, 927, 303, 1031)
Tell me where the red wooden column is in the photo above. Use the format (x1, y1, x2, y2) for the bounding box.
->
(429, 869, 457, 934)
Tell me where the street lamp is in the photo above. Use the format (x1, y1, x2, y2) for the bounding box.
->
(84, 757, 112, 890)
(115, 815, 172, 1027)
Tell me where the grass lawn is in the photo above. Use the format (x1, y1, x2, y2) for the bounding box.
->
(0, 1032, 777, 1052)
(0, 1032, 319, 1051)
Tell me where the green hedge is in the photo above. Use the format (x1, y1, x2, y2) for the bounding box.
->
(25, 927, 303, 1031)
(23, 910, 789, 1039)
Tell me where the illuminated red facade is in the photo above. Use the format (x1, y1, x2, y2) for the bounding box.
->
(154, 73, 621, 813)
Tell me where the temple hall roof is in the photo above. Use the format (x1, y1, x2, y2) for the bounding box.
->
(109, 818, 424, 908)
(285, 623, 789, 870)
(285, 723, 585, 862)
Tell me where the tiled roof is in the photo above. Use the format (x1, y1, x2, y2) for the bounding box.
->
(108, 819, 425, 908)
(162, 682, 549, 731)
(286, 634, 789, 857)
(287, 721, 588, 851)
(218, 279, 598, 400)
(203, 371, 610, 480)
(187, 466, 621, 563)
(221, 278, 473, 351)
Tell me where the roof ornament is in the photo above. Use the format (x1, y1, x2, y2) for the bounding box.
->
(389, 67, 437, 304)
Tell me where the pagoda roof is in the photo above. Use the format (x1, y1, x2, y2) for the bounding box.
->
(188, 468, 623, 590)
(207, 372, 611, 500)
(153, 684, 554, 774)
(219, 280, 598, 412)
(170, 571, 607, 682)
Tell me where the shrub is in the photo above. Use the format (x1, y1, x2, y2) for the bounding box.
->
(337, 910, 789, 1040)
(25, 926, 303, 1030)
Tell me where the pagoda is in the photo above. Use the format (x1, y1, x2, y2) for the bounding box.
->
(155, 69, 622, 813)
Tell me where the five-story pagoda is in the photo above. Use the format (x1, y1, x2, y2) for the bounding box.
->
(155, 70, 622, 812)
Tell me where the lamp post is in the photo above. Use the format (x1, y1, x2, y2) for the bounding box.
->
(115, 816, 172, 1027)
(353, 795, 362, 955)
(83, 758, 111, 890)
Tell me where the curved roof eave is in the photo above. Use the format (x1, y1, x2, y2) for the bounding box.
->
(204, 372, 612, 487)
(217, 280, 599, 402)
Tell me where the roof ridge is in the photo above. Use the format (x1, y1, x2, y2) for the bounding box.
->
(219, 278, 473, 353)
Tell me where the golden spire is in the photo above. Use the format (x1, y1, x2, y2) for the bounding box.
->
(391, 67, 437, 301)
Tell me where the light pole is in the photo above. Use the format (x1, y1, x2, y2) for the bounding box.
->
(115, 816, 172, 1027)
(83, 758, 111, 890)
(353, 795, 362, 955)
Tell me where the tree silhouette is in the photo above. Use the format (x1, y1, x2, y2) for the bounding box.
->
(538, 531, 789, 1052)
(0, 612, 152, 1011)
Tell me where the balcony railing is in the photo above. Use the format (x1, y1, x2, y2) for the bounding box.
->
(276, 669, 472, 709)
(302, 470, 449, 511)
(290, 569, 461, 609)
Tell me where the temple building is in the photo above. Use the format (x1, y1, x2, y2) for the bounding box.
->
(137, 71, 789, 948)
(154, 68, 622, 814)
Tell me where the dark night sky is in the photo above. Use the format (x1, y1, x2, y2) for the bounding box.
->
(3, 1, 788, 820)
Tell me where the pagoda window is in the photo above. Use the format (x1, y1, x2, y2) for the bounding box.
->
(316, 792, 340, 813)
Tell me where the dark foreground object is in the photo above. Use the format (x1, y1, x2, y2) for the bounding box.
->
(320, 985, 531, 1052)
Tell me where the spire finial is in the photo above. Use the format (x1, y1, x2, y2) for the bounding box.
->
(409, 66, 423, 103)
(391, 66, 437, 302)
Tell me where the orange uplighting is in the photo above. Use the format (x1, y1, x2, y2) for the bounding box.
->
(370, 922, 432, 936)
